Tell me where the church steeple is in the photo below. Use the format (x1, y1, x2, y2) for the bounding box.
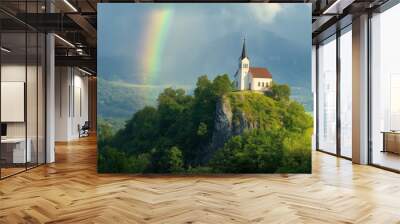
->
(240, 38, 248, 60)
(236, 38, 250, 91)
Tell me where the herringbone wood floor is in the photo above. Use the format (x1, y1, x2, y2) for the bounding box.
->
(1, 136, 400, 224)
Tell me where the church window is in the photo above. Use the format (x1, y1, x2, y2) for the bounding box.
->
(262, 82, 265, 87)
(258, 82, 260, 87)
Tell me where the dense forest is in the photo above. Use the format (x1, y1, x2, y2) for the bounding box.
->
(98, 74, 313, 173)
(98, 78, 312, 133)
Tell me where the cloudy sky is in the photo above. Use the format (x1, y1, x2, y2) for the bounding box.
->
(98, 3, 311, 88)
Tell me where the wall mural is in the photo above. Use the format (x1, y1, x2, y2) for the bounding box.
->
(97, 3, 312, 173)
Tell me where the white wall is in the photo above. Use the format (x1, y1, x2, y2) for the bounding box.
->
(236, 58, 250, 90)
(251, 77, 272, 91)
(55, 67, 89, 141)
(1, 65, 39, 137)
(55, 67, 69, 141)
(71, 72, 89, 138)
(1, 65, 27, 141)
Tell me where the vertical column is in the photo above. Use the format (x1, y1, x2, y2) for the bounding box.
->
(46, 33, 55, 163)
(46, 1, 55, 163)
(336, 30, 341, 156)
(312, 45, 317, 150)
(315, 45, 320, 151)
(352, 14, 369, 164)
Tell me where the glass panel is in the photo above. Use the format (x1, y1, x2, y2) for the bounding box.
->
(27, 31, 38, 169)
(38, 33, 45, 165)
(340, 27, 352, 158)
(1, 31, 27, 177)
(25, 0, 38, 169)
(318, 35, 337, 154)
(371, 4, 400, 171)
(0, 1, 46, 179)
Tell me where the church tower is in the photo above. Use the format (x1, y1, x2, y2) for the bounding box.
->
(236, 38, 250, 90)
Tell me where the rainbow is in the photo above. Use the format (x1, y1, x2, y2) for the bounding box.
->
(140, 8, 173, 85)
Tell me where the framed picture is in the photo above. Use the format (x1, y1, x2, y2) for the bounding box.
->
(98, 3, 312, 174)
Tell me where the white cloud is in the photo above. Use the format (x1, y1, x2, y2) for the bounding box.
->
(250, 4, 282, 24)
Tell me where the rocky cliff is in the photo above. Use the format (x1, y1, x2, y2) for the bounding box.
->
(209, 91, 280, 155)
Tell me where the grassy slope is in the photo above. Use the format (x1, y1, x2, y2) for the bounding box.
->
(223, 91, 282, 130)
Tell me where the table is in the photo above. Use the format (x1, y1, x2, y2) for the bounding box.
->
(381, 131, 400, 154)
(1, 138, 31, 163)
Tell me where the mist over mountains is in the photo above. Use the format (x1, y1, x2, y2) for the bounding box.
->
(101, 29, 311, 90)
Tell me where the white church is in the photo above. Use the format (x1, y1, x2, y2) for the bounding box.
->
(234, 39, 273, 92)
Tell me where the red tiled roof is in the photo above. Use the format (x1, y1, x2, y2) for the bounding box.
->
(249, 67, 272, 79)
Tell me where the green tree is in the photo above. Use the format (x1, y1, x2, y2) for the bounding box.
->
(157, 88, 193, 131)
(97, 119, 114, 146)
(113, 106, 160, 155)
(150, 146, 184, 173)
(283, 101, 313, 133)
(197, 122, 208, 136)
(126, 153, 151, 173)
(268, 82, 291, 101)
(211, 74, 232, 97)
(168, 146, 184, 173)
(210, 130, 284, 173)
(98, 146, 129, 173)
(277, 129, 312, 173)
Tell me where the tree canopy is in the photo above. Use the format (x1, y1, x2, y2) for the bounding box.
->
(98, 75, 312, 173)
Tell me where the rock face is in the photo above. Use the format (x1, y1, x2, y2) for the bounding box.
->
(210, 95, 259, 152)
(202, 91, 277, 162)
(210, 97, 233, 151)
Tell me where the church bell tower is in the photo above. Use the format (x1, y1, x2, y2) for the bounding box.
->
(237, 38, 250, 90)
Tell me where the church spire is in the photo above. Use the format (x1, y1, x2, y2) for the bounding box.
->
(240, 38, 248, 60)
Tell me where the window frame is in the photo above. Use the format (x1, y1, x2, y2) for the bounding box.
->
(315, 24, 353, 160)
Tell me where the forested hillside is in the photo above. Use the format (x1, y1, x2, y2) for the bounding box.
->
(98, 75, 312, 173)
(98, 78, 192, 131)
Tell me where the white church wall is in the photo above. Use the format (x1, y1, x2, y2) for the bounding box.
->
(236, 57, 250, 91)
(243, 71, 250, 90)
(252, 78, 272, 91)
(237, 70, 246, 90)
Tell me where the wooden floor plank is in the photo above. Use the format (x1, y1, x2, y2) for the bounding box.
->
(0, 136, 400, 223)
